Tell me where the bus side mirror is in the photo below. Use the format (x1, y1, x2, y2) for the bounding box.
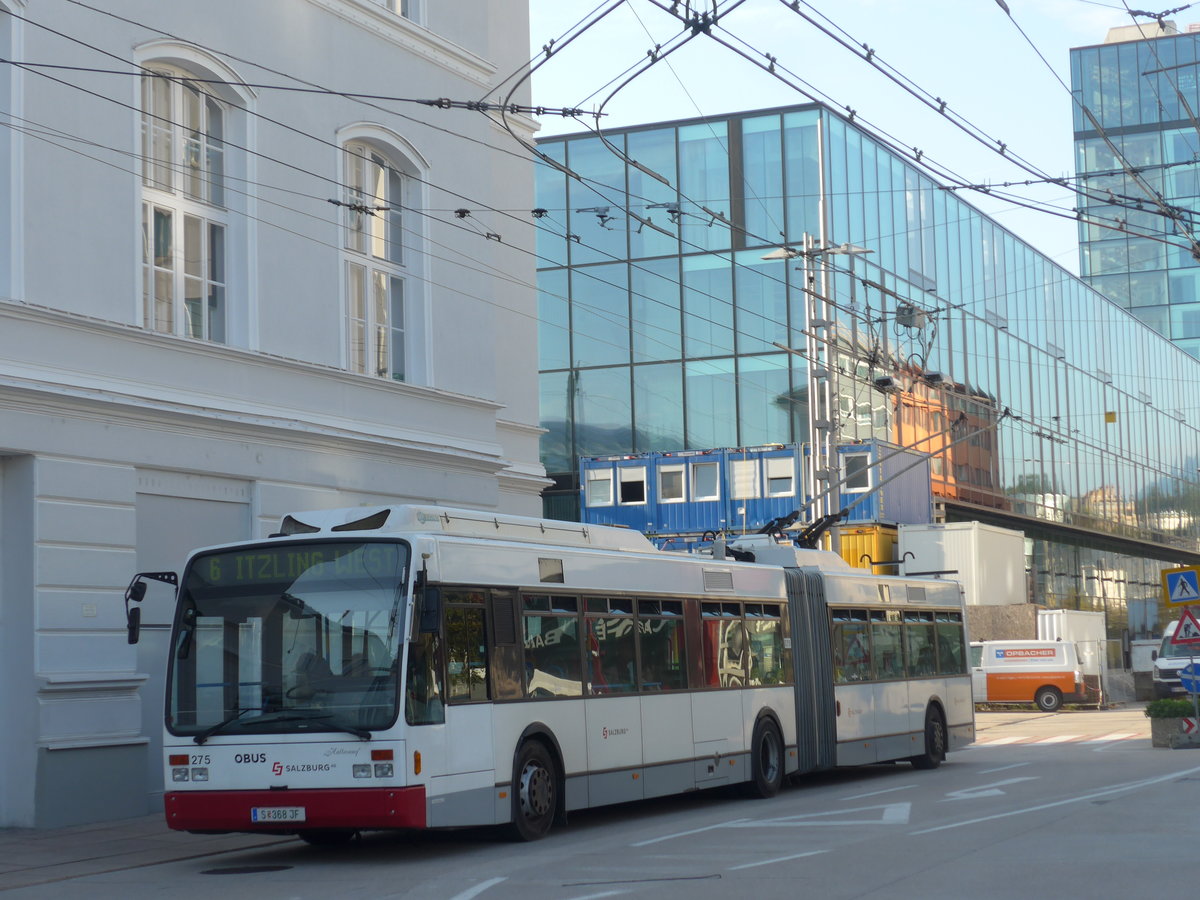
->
(125, 578, 147, 644)
(419, 587, 441, 633)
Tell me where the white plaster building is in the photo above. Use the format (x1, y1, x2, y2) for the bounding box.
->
(0, 0, 545, 827)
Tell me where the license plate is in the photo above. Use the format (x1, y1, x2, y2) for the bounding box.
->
(250, 806, 305, 823)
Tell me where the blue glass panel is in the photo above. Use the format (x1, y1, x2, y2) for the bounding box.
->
(574, 366, 632, 457)
(534, 144, 568, 267)
(682, 253, 734, 357)
(737, 354, 791, 446)
(572, 263, 629, 367)
(633, 362, 684, 451)
(678, 122, 731, 253)
(539, 371, 572, 473)
(631, 257, 682, 362)
(538, 268, 570, 370)
(627, 128, 679, 260)
(567, 136, 628, 266)
(741, 115, 784, 246)
(783, 110, 821, 242)
(1171, 301, 1200, 338)
(734, 251, 787, 354)
(685, 358, 736, 449)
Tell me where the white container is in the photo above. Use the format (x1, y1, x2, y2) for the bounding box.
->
(898, 522, 1026, 607)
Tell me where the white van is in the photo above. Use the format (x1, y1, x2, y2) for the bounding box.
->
(1152, 620, 1197, 699)
(970, 640, 1084, 712)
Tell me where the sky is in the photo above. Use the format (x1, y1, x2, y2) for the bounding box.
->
(524, 0, 1175, 275)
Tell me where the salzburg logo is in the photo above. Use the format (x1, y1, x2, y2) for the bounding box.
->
(271, 762, 283, 776)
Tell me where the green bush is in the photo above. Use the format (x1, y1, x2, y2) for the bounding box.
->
(1144, 698, 1196, 719)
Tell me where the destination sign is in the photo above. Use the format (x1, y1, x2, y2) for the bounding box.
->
(190, 542, 406, 588)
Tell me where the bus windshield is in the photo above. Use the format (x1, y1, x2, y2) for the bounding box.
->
(166, 540, 409, 739)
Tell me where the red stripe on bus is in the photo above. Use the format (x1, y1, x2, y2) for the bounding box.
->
(164, 786, 425, 832)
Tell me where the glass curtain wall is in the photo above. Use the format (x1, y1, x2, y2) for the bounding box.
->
(536, 103, 1200, 619)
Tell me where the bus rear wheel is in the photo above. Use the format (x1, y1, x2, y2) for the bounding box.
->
(1035, 686, 1063, 712)
(910, 706, 946, 770)
(745, 717, 784, 798)
(508, 740, 558, 841)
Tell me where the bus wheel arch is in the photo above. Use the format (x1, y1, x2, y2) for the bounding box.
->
(910, 701, 947, 770)
(507, 725, 564, 841)
(1035, 685, 1063, 712)
(744, 711, 785, 798)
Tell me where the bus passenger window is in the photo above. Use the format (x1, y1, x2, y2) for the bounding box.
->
(445, 601, 488, 702)
(524, 595, 582, 697)
(832, 609, 872, 683)
(744, 604, 789, 685)
(702, 602, 746, 687)
(936, 612, 966, 675)
(405, 633, 445, 725)
(637, 600, 687, 691)
(586, 598, 635, 694)
(871, 609, 905, 680)
(904, 611, 937, 677)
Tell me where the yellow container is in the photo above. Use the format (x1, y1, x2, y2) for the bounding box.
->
(835, 524, 899, 573)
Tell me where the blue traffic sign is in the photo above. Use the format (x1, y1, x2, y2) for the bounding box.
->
(1181, 664, 1200, 695)
(1164, 568, 1200, 606)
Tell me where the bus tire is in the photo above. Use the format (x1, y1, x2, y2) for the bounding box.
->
(745, 717, 784, 798)
(508, 740, 558, 841)
(910, 705, 946, 770)
(1035, 686, 1063, 712)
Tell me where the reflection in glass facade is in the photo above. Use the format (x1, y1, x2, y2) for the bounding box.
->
(536, 103, 1200, 636)
(1071, 27, 1200, 358)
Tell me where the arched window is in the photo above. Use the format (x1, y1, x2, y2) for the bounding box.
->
(343, 141, 408, 381)
(140, 67, 230, 342)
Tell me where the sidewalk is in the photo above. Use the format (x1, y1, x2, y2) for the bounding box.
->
(0, 814, 292, 892)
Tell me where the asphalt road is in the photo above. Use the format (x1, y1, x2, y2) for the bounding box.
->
(5, 705, 1194, 900)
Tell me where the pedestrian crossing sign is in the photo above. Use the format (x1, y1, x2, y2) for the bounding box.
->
(1163, 566, 1200, 606)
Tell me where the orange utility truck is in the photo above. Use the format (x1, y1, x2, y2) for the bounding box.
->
(969, 640, 1083, 712)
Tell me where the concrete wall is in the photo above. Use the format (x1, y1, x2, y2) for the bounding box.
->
(966, 604, 1039, 643)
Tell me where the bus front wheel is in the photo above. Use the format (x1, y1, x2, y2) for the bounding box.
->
(509, 740, 558, 841)
(910, 706, 946, 770)
(745, 717, 784, 798)
(1035, 686, 1063, 712)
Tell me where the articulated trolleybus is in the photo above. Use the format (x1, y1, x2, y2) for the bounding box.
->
(126, 505, 974, 844)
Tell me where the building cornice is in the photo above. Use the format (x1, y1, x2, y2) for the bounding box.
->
(303, 0, 496, 87)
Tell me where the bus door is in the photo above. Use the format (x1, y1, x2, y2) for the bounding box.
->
(693, 601, 747, 786)
(411, 591, 496, 827)
(583, 600, 644, 804)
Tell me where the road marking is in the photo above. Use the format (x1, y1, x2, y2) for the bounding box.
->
(975, 736, 1025, 745)
(844, 784, 917, 800)
(978, 762, 1030, 774)
(1083, 732, 1139, 743)
(911, 764, 1200, 835)
(943, 776, 1038, 800)
(566, 892, 628, 900)
(729, 850, 828, 871)
(1034, 734, 1082, 744)
(632, 819, 749, 847)
(449, 877, 507, 900)
(740, 803, 911, 827)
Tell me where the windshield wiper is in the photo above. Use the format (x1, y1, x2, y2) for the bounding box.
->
(271, 711, 372, 740)
(193, 707, 263, 745)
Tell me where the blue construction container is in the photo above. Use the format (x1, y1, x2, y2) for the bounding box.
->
(578, 440, 932, 540)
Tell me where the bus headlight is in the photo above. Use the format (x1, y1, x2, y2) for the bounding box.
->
(373, 763, 393, 778)
(353, 764, 373, 779)
(172, 767, 190, 782)
(190, 768, 209, 782)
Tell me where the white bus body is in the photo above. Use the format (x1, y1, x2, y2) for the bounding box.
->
(141, 505, 974, 842)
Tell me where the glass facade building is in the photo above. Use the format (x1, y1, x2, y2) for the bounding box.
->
(535, 102, 1200, 638)
(1071, 26, 1200, 358)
